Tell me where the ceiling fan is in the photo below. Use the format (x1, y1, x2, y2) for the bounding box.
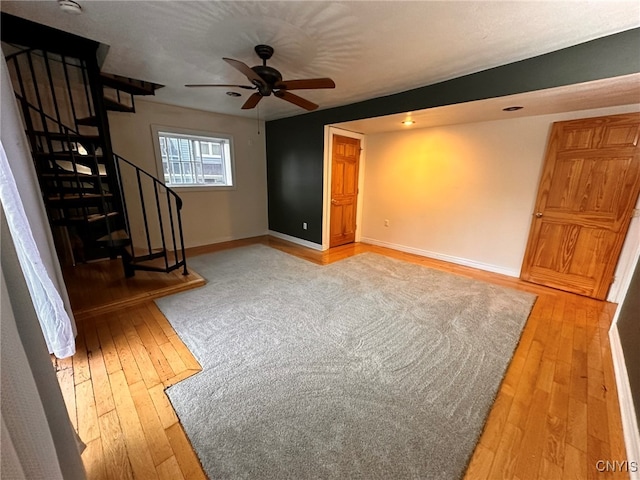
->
(185, 45, 335, 111)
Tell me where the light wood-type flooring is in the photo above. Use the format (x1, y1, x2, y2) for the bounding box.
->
(55, 236, 630, 479)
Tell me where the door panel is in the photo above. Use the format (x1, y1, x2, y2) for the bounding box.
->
(546, 156, 631, 217)
(521, 113, 640, 300)
(602, 123, 640, 147)
(330, 135, 360, 248)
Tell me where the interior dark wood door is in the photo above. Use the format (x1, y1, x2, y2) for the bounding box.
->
(521, 113, 640, 300)
(330, 134, 360, 248)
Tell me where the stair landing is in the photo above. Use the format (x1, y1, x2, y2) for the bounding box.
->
(63, 258, 205, 321)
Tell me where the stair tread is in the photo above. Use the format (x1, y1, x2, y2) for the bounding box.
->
(76, 116, 99, 126)
(37, 156, 106, 171)
(29, 131, 101, 143)
(129, 255, 186, 274)
(97, 229, 130, 243)
(52, 211, 119, 226)
(100, 72, 163, 96)
(103, 98, 135, 113)
(68, 212, 119, 223)
(47, 193, 112, 201)
(131, 255, 171, 270)
(131, 250, 166, 261)
(55, 160, 107, 177)
(41, 173, 103, 178)
(35, 151, 103, 159)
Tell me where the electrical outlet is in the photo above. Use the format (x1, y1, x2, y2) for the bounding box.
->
(384, 219, 390, 227)
(303, 222, 308, 230)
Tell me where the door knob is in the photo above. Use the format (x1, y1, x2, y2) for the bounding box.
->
(535, 212, 543, 218)
(331, 199, 337, 205)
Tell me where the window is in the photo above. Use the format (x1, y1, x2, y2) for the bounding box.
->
(152, 127, 234, 188)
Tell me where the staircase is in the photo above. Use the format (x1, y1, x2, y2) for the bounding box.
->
(4, 46, 188, 278)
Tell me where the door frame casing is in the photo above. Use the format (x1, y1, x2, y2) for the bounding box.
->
(322, 126, 365, 250)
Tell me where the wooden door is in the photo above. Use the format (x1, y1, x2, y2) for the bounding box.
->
(330, 134, 361, 248)
(521, 113, 640, 300)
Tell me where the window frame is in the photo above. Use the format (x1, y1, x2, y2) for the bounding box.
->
(150, 125, 236, 191)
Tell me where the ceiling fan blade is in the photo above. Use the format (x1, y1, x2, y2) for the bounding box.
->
(185, 84, 256, 89)
(274, 91, 318, 111)
(223, 58, 265, 86)
(241, 92, 263, 110)
(276, 78, 336, 90)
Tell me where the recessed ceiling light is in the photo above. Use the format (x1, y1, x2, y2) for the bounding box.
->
(58, 0, 82, 14)
(503, 106, 524, 112)
(402, 120, 415, 126)
(226, 91, 241, 97)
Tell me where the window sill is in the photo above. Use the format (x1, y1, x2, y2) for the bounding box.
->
(167, 185, 236, 193)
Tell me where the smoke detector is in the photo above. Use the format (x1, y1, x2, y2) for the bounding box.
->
(58, 0, 82, 15)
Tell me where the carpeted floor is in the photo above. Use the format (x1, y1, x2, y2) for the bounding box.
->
(155, 245, 536, 479)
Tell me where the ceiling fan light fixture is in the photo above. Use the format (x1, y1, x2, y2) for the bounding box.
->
(191, 45, 334, 112)
(402, 120, 415, 126)
(58, 0, 82, 14)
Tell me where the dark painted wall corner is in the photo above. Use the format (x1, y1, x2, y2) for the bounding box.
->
(266, 117, 325, 244)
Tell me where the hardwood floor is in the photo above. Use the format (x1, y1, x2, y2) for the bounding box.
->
(57, 236, 630, 479)
(63, 257, 205, 321)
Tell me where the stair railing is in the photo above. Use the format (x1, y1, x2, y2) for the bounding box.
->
(5, 47, 96, 134)
(114, 154, 187, 275)
(16, 95, 108, 222)
(15, 94, 188, 276)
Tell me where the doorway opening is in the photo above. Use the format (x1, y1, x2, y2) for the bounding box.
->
(322, 127, 365, 250)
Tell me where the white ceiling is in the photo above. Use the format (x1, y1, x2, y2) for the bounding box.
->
(1, 1, 639, 122)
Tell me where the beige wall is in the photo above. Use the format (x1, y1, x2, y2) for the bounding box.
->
(360, 104, 640, 278)
(108, 99, 268, 249)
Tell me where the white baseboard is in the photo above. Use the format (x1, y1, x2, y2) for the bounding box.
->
(609, 324, 640, 479)
(186, 231, 269, 249)
(360, 237, 520, 277)
(268, 230, 324, 251)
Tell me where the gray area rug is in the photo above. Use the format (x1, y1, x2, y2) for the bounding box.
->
(156, 245, 536, 479)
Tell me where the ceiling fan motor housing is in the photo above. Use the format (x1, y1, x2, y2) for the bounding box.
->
(251, 65, 282, 95)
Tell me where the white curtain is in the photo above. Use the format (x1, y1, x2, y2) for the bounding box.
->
(1, 275, 65, 480)
(1, 207, 86, 479)
(0, 141, 75, 358)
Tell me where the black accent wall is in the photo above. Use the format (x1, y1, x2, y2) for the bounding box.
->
(265, 28, 640, 244)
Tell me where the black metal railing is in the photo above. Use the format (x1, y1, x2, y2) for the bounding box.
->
(114, 154, 187, 275)
(6, 47, 97, 134)
(12, 75, 187, 275)
(17, 96, 114, 210)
